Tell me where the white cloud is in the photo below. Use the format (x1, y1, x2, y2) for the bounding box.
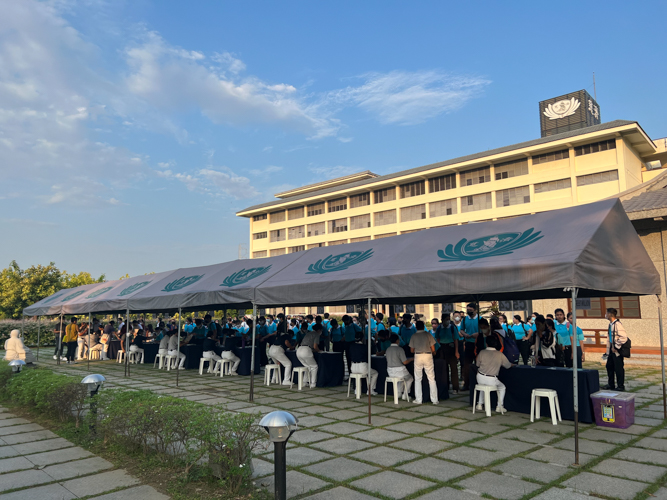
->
(249, 165, 283, 176)
(326, 71, 490, 125)
(212, 51, 246, 74)
(154, 165, 258, 199)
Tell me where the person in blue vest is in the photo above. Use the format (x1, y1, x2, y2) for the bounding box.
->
(296, 321, 309, 345)
(183, 317, 195, 334)
(305, 314, 314, 331)
(553, 308, 569, 367)
(192, 318, 207, 342)
(399, 314, 416, 347)
(510, 315, 532, 365)
(375, 313, 386, 336)
(204, 314, 217, 339)
(376, 329, 392, 355)
(342, 315, 361, 378)
(435, 313, 460, 394)
(330, 318, 344, 355)
(322, 313, 331, 334)
(290, 319, 300, 341)
(460, 303, 480, 390)
(499, 314, 509, 334)
(452, 311, 465, 378)
(564, 312, 585, 368)
(256, 316, 271, 366)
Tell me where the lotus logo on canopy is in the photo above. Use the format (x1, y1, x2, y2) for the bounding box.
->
(221, 266, 272, 287)
(43, 293, 65, 304)
(61, 290, 86, 302)
(118, 281, 151, 296)
(437, 229, 543, 262)
(86, 287, 113, 299)
(306, 249, 373, 274)
(162, 275, 204, 292)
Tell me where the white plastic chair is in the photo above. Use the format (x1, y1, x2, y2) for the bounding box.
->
(199, 357, 214, 375)
(265, 364, 281, 385)
(165, 354, 178, 371)
(116, 351, 125, 364)
(531, 388, 562, 425)
(384, 377, 410, 404)
(153, 352, 167, 369)
(347, 373, 368, 399)
(290, 367, 309, 390)
(473, 384, 499, 417)
(219, 359, 232, 377)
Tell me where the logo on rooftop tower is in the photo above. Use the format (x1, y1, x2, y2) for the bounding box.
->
(220, 266, 272, 287)
(437, 229, 543, 262)
(543, 97, 580, 120)
(306, 249, 373, 274)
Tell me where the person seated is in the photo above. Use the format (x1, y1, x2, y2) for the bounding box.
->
(296, 324, 321, 388)
(157, 329, 170, 366)
(376, 330, 392, 355)
(167, 330, 186, 369)
(129, 328, 146, 363)
(220, 331, 240, 375)
(475, 334, 512, 414)
(192, 318, 207, 343)
(87, 327, 104, 359)
(349, 331, 378, 396)
(4, 329, 36, 363)
(385, 333, 413, 400)
(202, 331, 223, 373)
(268, 328, 293, 385)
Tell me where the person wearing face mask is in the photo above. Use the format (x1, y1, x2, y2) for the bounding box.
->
(499, 314, 509, 334)
(510, 315, 532, 365)
(342, 315, 361, 377)
(604, 308, 628, 391)
(564, 312, 584, 368)
(399, 314, 417, 348)
(460, 304, 480, 390)
(475, 334, 512, 414)
(436, 313, 460, 394)
(538, 317, 557, 366)
(452, 312, 465, 378)
(475, 318, 502, 356)
(553, 308, 569, 367)
(409, 320, 438, 405)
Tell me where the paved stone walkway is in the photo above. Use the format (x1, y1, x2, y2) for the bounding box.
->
(32, 349, 667, 499)
(0, 402, 169, 499)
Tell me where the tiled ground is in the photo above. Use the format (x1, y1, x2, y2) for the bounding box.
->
(30, 349, 667, 499)
(0, 403, 168, 499)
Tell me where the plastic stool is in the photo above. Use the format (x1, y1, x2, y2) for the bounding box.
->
(347, 373, 368, 399)
(89, 350, 101, 361)
(219, 359, 232, 377)
(290, 367, 309, 390)
(473, 385, 498, 417)
(199, 357, 214, 375)
(165, 354, 178, 371)
(154, 352, 167, 369)
(531, 388, 562, 425)
(265, 364, 281, 385)
(384, 377, 410, 404)
(129, 350, 144, 364)
(116, 351, 125, 364)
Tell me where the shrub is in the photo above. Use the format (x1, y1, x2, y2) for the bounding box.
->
(0, 319, 60, 347)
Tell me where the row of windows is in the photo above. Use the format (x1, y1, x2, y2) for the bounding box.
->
(260, 141, 618, 224)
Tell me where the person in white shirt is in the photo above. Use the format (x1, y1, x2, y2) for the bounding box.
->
(605, 308, 628, 391)
(385, 334, 414, 400)
(409, 321, 438, 405)
(167, 330, 186, 369)
(475, 335, 512, 414)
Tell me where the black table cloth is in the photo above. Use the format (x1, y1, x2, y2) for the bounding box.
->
(370, 355, 449, 402)
(107, 340, 121, 360)
(285, 350, 345, 387)
(468, 365, 599, 423)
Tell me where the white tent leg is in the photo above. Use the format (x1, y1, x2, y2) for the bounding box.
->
(250, 303, 257, 402)
(367, 298, 372, 425)
(176, 308, 182, 387)
(571, 288, 579, 465)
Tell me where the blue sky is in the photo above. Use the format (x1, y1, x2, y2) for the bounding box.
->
(1, 0, 665, 280)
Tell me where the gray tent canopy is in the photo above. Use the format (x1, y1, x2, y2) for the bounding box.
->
(23, 199, 660, 316)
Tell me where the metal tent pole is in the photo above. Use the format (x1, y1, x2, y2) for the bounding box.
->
(367, 298, 372, 425)
(658, 295, 666, 419)
(571, 288, 580, 466)
(250, 303, 257, 402)
(176, 308, 182, 387)
(88, 312, 91, 372)
(21, 315, 24, 340)
(58, 315, 63, 366)
(36, 316, 40, 361)
(125, 309, 130, 377)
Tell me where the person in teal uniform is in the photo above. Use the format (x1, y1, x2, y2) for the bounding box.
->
(510, 315, 532, 365)
(192, 318, 207, 342)
(460, 303, 479, 390)
(554, 308, 569, 366)
(399, 314, 416, 346)
(499, 314, 509, 334)
(564, 312, 585, 368)
(204, 314, 217, 339)
(330, 318, 344, 354)
(376, 329, 392, 354)
(342, 315, 361, 377)
(256, 316, 271, 366)
(183, 317, 194, 334)
(436, 313, 460, 393)
(296, 321, 309, 345)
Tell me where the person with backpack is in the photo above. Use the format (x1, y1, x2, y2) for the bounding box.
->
(436, 313, 460, 394)
(460, 303, 480, 390)
(494, 316, 520, 365)
(564, 312, 585, 368)
(604, 308, 629, 391)
(510, 315, 532, 365)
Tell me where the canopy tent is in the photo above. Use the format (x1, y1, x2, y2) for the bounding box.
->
(23, 199, 661, 315)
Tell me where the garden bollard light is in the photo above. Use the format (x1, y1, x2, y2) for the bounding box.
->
(8, 359, 25, 374)
(259, 411, 298, 500)
(81, 374, 105, 434)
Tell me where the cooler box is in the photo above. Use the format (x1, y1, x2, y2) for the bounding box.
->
(591, 391, 635, 429)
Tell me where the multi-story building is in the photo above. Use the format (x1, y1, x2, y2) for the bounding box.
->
(237, 92, 666, 325)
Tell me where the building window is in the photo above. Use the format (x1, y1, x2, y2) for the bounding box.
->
(532, 149, 570, 165)
(328, 239, 347, 246)
(270, 229, 285, 242)
(568, 296, 641, 319)
(270, 211, 285, 224)
(460, 166, 490, 186)
(400, 204, 427, 222)
(399, 180, 425, 199)
(496, 186, 530, 207)
(576, 170, 619, 187)
(253, 250, 267, 258)
(253, 232, 267, 240)
(329, 218, 348, 233)
(350, 193, 370, 209)
(253, 214, 267, 222)
(270, 248, 286, 256)
(430, 199, 457, 218)
(350, 214, 371, 230)
(461, 192, 492, 213)
(494, 159, 528, 180)
(574, 139, 616, 156)
(374, 209, 396, 226)
(374, 187, 396, 204)
(288, 207, 304, 220)
(307, 243, 325, 249)
(307, 202, 325, 217)
(534, 178, 572, 193)
(374, 233, 396, 239)
(428, 174, 456, 193)
(288, 245, 305, 253)
(328, 197, 347, 213)
(350, 236, 371, 243)
(307, 222, 325, 237)
(288, 225, 305, 240)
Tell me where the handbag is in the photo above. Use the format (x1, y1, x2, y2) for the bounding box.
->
(619, 338, 632, 358)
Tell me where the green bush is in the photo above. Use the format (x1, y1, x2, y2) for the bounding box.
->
(0, 319, 60, 347)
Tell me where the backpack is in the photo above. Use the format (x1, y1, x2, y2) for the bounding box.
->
(503, 330, 520, 364)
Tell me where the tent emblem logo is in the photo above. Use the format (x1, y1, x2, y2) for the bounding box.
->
(118, 281, 151, 296)
(221, 266, 272, 287)
(438, 229, 543, 262)
(162, 275, 204, 292)
(85, 286, 113, 299)
(306, 249, 373, 274)
(61, 290, 86, 302)
(43, 293, 65, 305)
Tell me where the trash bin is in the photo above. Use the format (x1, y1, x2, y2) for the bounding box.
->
(591, 390, 635, 429)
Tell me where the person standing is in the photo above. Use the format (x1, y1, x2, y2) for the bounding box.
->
(475, 335, 512, 414)
(76, 322, 89, 360)
(330, 318, 344, 354)
(460, 304, 479, 390)
(510, 315, 532, 365)
(386, 334, 414, 400)
(436, 313, 460, 394)
(64, 317, 79, 364)
(297, 324, 322, 388)
(409, 320, 438, 405)
(53, 320, 65, 361)
(342, 315, 361, 377)
(538, 318, 557, 366)
(604, 308, 628, 391)
(256, 316, 271, 366)
(565, 312, 584, 368)
(399, 314, 416, 347)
